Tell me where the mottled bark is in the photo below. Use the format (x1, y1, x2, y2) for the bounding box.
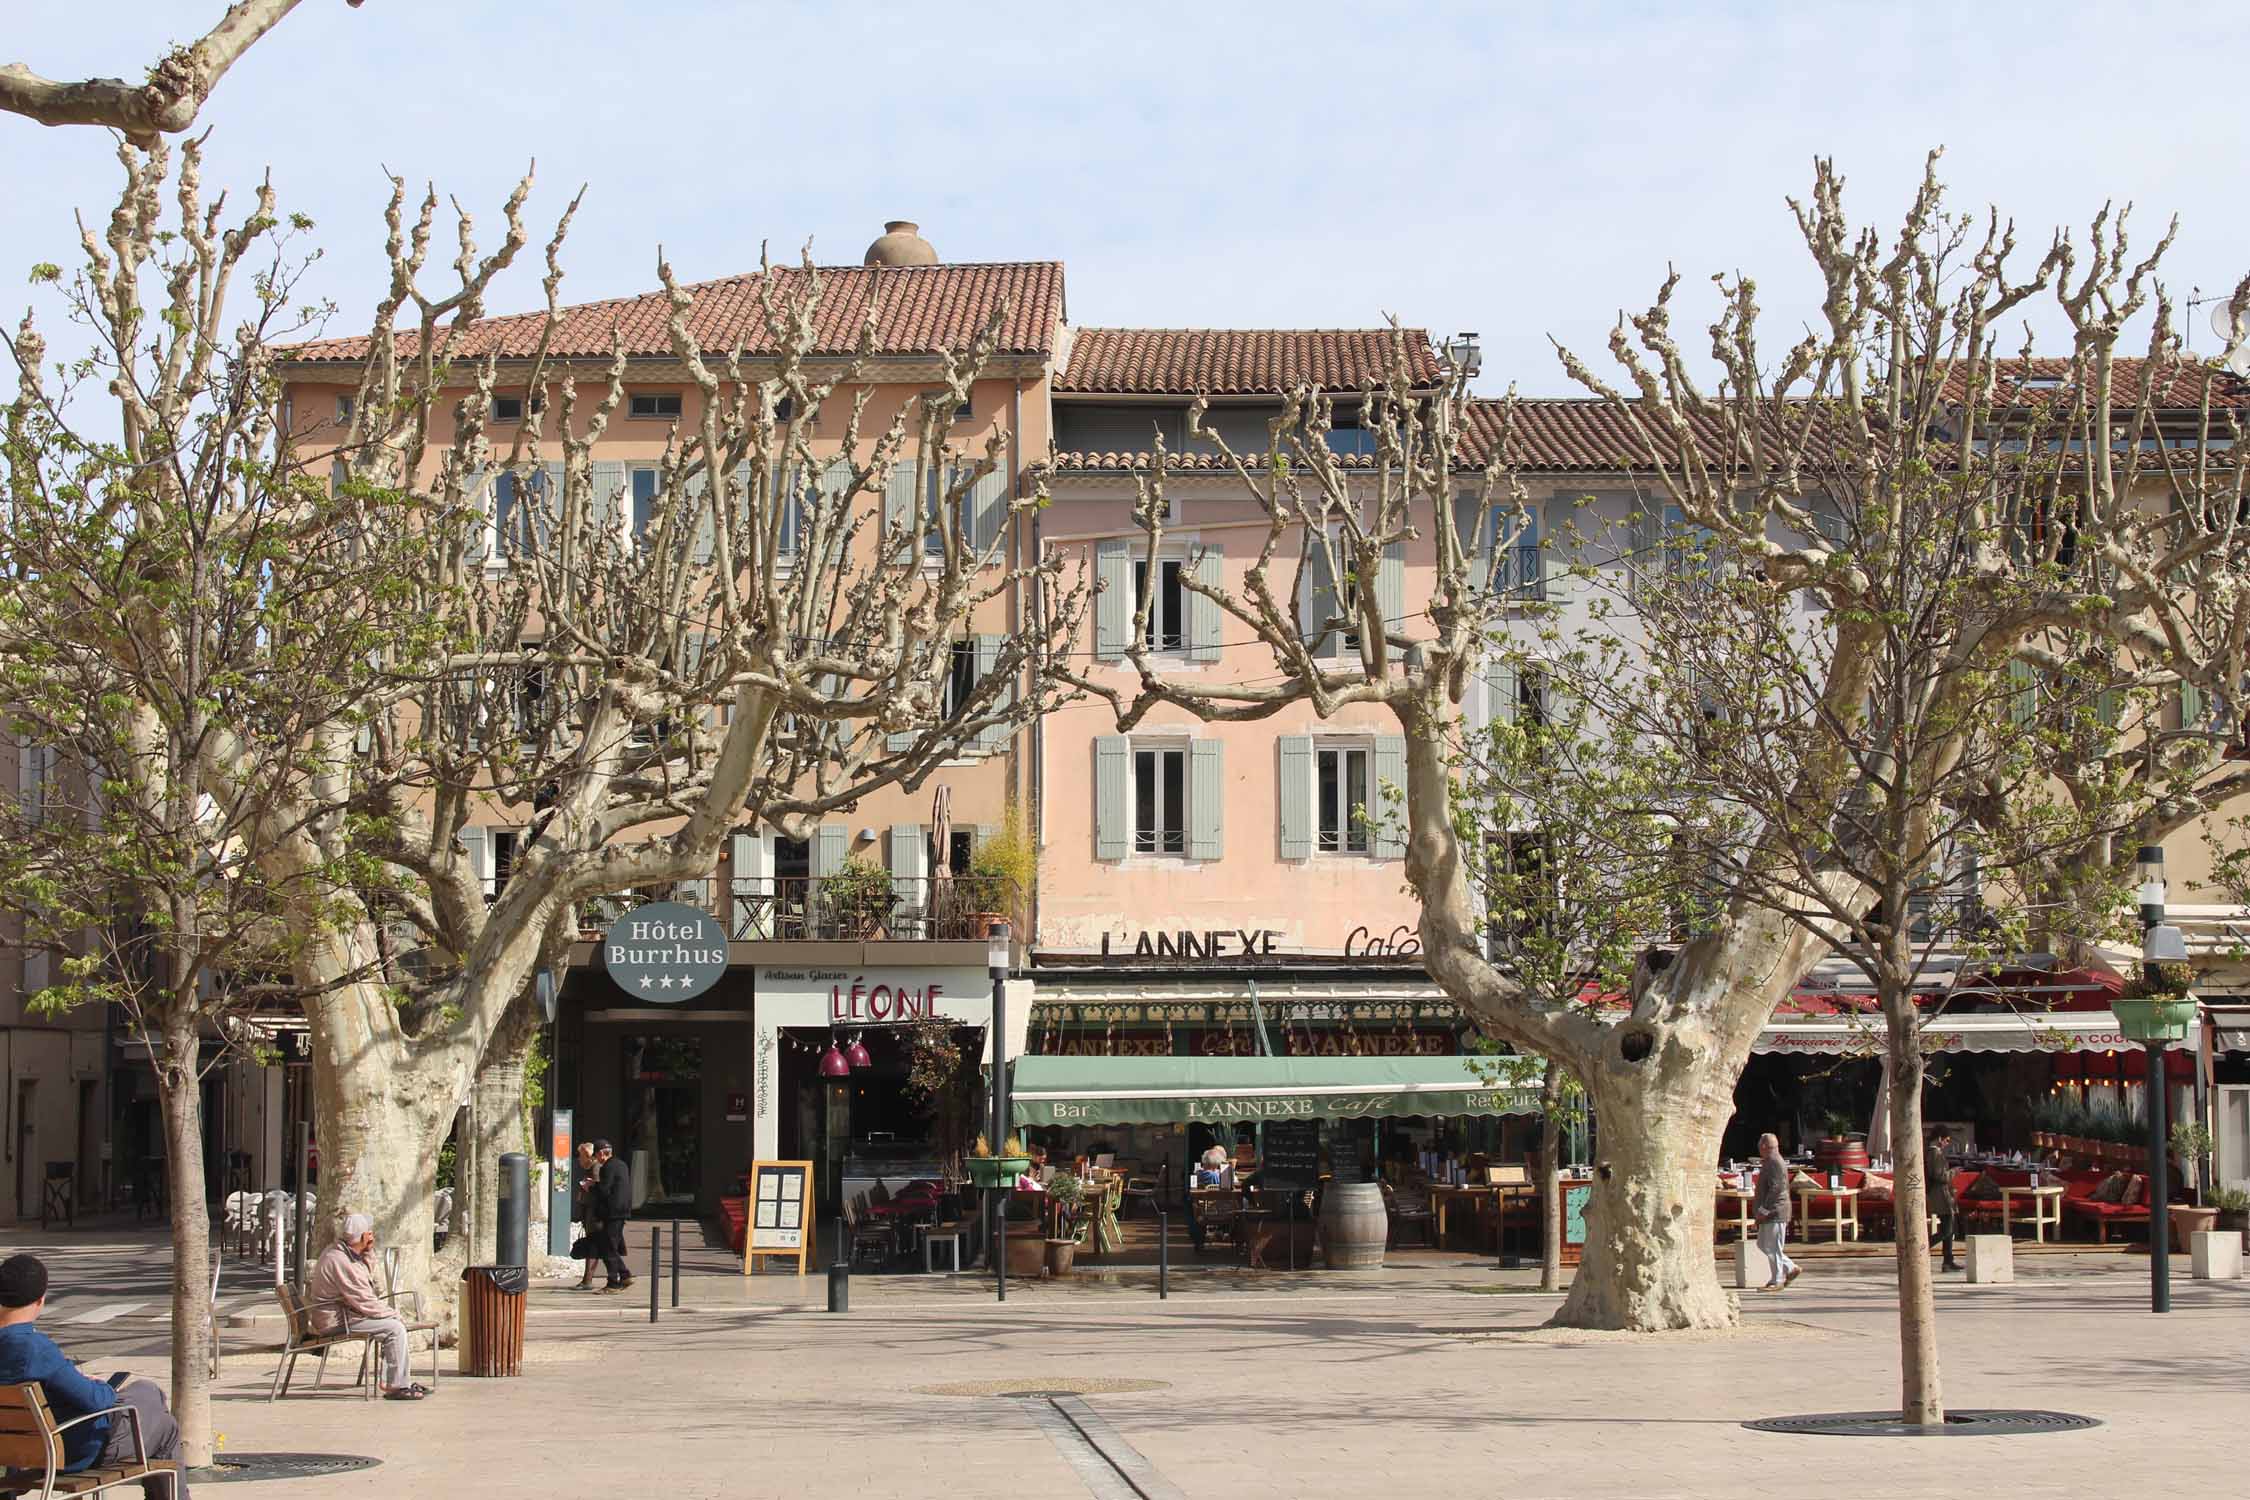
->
(1553, 1035, 1740, 1331)
(1538, 1060, 1564, 1293)
(0, 1, 334, 140)
(1886, 1020, 1943, 1424)
(154, 1009, 213, 1467)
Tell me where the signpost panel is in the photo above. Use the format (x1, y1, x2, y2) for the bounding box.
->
(548, 1107, 574, 1258)
(745, 1159, 814, 1276)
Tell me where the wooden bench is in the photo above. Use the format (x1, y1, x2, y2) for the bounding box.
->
(0, 1383, 177, 1498)
(266, 1282, 438, 1401)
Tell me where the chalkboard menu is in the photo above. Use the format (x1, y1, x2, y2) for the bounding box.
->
(1261, 1121, 1321, 1192)
(1327, 1133, 1364, 1185)
(744, 1159, 813, 1275)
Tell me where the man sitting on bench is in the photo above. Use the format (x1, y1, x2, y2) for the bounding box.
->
(0, 1252, 188, 1497)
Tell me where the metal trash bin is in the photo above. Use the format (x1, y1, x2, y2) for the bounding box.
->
(458, 1265, 528, 1377)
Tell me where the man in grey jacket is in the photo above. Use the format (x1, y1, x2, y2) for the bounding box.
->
(1753, 1132, 1801, 1291)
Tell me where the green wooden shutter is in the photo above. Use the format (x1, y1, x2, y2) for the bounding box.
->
(813, 825, 848, 877)
(1518, 509, 1545, 600)
(1187, 545, 1223, 663)
(2008, 658, 2038, 727)
(2181, 680, 2205, 730)
(1277, 735, 1314, 860)
(1094, 736, 1129, 861)
(2096, 686, 2123, 730)
(1452, 493, 1485, 574)
(1374, 541, 1405, 642)
(974, 634, 1012, 751)
(1095, 540, 1131, 660)
(1189, 739, 1223, 861)
(1372, 736, 1408, 859)
(884, 460, 919, 560)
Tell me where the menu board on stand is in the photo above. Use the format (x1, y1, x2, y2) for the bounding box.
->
(744, 1159, 813, 1276)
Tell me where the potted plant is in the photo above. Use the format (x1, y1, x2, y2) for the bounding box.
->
(2169, 1120, 2215, 1203)
(821, 853, 895, 939)
(1044, 1171, 1087, 1275)
(2211, 1185, 2250, 1250)
(962, 805, 1036, 938)
(2113, 960, 2198, 1045)
(964, 1132, 1032, 1190)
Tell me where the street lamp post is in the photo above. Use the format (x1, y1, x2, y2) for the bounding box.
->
(988, 920, 1012, 1304)
(2117, 845, 2195, 1315)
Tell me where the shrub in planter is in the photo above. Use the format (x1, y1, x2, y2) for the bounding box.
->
(822, 854, 895, 937)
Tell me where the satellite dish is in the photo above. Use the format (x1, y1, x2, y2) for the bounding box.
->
(2209, 302, 2250, 376)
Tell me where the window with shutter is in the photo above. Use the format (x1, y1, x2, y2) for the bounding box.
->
(1095, 540, 1131, 660)
(1277, 736, 1313, 860)
(1187, 546, 1223, 662)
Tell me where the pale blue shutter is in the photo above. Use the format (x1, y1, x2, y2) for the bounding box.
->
(1484, 656, 1518, 726)
(970, 466, 1009, 555)
(888, 823, 926, 900)
(591, 461, 626, 545)
(462, 467, 489, 562)
(1375, 541, 1405, 641)
(690, 466, 717, 564)
(1187, 546, 1223, 662)
(730, 831, 768, 938)
(813, 825, 848, 877)
(1517, 509, 1545, 600)
(974, 634, 1012, 751)
(1277, 736, 1314, 860)
(458, 827, 492, 900)
(1094, 737, 1129, 861)
(1453, 494, 1485, 581)
(884, 461, 919, 559)
(2180, 680, 2205, 730)
(1372, 736, 1408, 859)
(1189, 739, 1223, 861)
(1095, 540, 1131, 660)
(1300, 540, 1339, 657)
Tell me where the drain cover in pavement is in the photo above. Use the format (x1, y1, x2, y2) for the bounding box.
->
(198, 1452, 384, 1482)
(1744, 1410, 2101, 1438)
(915, 1377, 1170, 1397)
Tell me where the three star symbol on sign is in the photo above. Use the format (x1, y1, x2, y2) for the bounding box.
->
(635, 974, 701, 991)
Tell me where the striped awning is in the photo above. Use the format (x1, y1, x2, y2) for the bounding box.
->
(1009, 1056, 1543, 1127)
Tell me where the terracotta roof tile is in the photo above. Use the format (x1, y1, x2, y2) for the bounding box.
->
(1057, 328, 1442, 395)
(276, 262, 1065, 366)
(1955, 356, 2250, 411)
(1042, 449, 1384, 475)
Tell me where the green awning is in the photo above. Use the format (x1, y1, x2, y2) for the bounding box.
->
(1009, 1056, 1543, 1127)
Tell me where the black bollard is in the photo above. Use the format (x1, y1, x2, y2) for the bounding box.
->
(671, 1218, 681, 1309)
(1158, 1203, 1169, 1300)
(648, 1227, 659, 1324)
(828, 1213, 850, 1313)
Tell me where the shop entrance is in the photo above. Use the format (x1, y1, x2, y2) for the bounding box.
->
(621, 1035, 701, 1216)
(779, 1024, 980, 1217)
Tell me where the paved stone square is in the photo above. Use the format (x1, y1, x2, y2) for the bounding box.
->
(155, 1252, 2248, 1498)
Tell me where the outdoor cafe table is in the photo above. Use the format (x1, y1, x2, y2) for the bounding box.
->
(2000, 1184, 2064, 1243)
(1428, 1184, 1495, 1247)
(1793, 1182, 1861, 1243)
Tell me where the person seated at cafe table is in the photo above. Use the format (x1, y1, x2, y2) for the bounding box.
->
(1196, 1144, 1233, 1189)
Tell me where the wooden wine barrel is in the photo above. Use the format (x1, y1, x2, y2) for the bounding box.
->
(1320, 1182, 1388, 1270)
(1813, 1138, 1869, 1175)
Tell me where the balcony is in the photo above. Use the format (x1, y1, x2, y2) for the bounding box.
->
(576, 876, 1004, 944)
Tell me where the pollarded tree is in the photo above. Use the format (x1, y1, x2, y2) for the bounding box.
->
(0, 135, 452, 1463)
(1061, 155, 2250, 1335)
(268, 190, 1090, 1302)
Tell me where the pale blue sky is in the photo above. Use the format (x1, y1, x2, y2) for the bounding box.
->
(6, 2, 2245, 393)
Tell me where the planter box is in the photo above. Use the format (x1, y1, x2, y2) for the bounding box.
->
(964, 1157, 1032, 1189)
(2112, 997, 2197, 1043)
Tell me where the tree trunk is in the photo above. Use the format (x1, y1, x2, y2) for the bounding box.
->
(1887, 1028, 1943, 1424)
(462, 1044, 529, 1265)
(1551, 1051, 1736, 1331)
(306, 998, 456, 1332)
(1539, 1060, 1564, 1293)
(152, 1010, 212, 1467)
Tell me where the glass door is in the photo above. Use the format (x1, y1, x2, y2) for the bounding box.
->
(620, 1035, 701, 1213)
